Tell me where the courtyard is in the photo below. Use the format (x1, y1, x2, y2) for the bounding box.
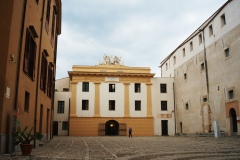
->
(1, 136, 240, 160)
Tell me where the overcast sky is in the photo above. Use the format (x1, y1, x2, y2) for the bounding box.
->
(56, 0, 227, 79)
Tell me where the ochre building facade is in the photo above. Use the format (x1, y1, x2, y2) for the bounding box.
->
(0, 0, 62, 154)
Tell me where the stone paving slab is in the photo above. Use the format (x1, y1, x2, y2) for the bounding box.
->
(1, 136, 240, 160)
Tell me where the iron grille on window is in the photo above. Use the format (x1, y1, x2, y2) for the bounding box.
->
(57, 101, 64, 113)
(135, 83, 141, 93)
(161, 101, 167, 111)
(82, 82, 89, 92)
(62, 121, 68, 130)
(109, 84, 115, 92)
(109, 100, 115, 110)
(160, 84, 167, 93)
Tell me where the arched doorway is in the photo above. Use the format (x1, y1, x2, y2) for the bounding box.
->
(230, 108, 238, 133)
(105, 120, 119, 136)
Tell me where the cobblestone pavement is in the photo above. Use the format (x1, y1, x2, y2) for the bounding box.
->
(1, 136, 240, 160)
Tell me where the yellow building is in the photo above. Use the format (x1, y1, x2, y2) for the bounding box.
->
(0, 0, 61, 154)
(68, 56, 175, 136)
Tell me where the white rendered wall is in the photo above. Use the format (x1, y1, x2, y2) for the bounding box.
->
(76, 82, 95, 117)
(54, 91, 71, 136)
(129, 83, 147, 117)
(100, 82, 124, 117)
(152, 77, 175, 136)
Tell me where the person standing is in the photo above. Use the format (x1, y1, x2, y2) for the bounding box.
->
(128, 127, 132, 137)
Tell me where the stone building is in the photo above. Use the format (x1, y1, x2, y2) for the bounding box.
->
(160, 0, 239, 136)
(0, 0, 62, 154)
(66, 56, 175, 136)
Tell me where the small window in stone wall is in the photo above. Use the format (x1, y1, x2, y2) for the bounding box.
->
(183, 48, 186, 57)
(225, 48, 230, 58)
(185, 103, 189, 110)
(201, 63, 205, 71)
(203, 96, 208, 102)
(209, 25, 213, 37)
(221, 14, 226, 27)
(184, 73, 187, 80)
(228, 90, 234, 100)
(190, 42, 193, 51)
(199, 34, 202, 44)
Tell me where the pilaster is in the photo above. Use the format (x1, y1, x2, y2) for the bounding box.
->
(70, 82, 78, 117)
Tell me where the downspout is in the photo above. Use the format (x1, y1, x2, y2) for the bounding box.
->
(200, 29, 210, 95)
(34, 0, 46, 146)
(11, 0, 27, 153)
(200, 28, 211, 132)
(173, 82, 176, 135)
(51, 28, 59, 139)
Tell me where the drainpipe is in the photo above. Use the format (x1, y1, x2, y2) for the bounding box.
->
(200, 29, 210, 96)
(200, 28, 211, 132)
(11, 0, 27, 153)
(34, 0, 46, 146)
(173, 82, 176, 135)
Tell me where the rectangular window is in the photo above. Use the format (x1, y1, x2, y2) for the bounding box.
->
(184, 73, 187, 80)
(24, 91, 30, 112)
(203, 97, 208, 102)
(82, 100, 89, 110)
(209, 25, 213, 37)
(221, 14, 226, 27)
(135, 101, 141, 111)
(82, 82, 89, 92)
(199, 34, 202, 44)
(40, 52, 48, 92)
(23, 28, 37, 80)
(45, 0, 51, 32)
(161, 101, 167, 111)
(201, 63, 205, 71)
(109, 100, 115, 110)
(183, 48, 185, 57)
(228, 90, 234, 99)
(190, 41, 193, 51)
(173, 56, 176, 65)
(225, 48, 230, 57)
(62, 121, 69, 130)
(47, 65, 53, 98)
(160, 84, 167, 93)
(135, 83, 141, 93)
(57, 101, 64, 113)
(109, 84, 115, 92)
(185, 103, 189, 110)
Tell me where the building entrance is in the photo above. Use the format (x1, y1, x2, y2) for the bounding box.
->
(161, 120, 168, 136)
(53, 121, 58, 135)
(230, 108, 238, 133)
(105, 120, 119, 136)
